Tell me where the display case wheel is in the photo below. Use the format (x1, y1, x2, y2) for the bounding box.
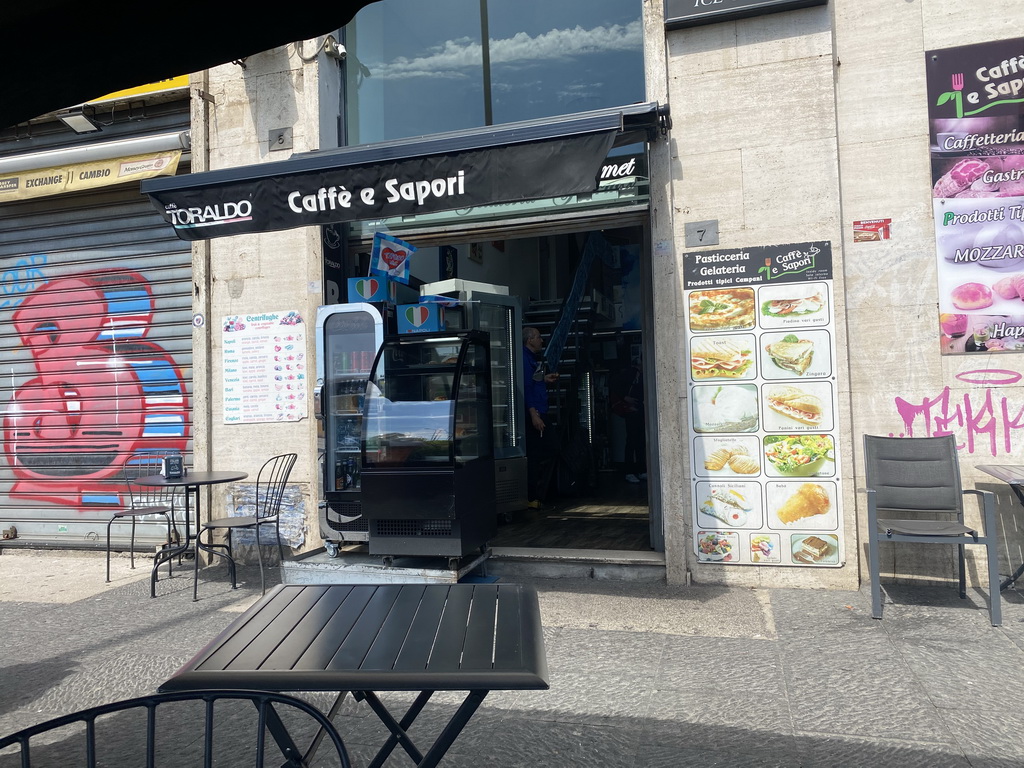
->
(324, 541, 340, 558)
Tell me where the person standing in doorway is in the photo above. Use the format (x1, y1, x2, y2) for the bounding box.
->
(612, 356, 646, 483)
(523, 327, 559, 509)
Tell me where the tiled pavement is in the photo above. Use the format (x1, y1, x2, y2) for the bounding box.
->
(1, 548, 1023, 767)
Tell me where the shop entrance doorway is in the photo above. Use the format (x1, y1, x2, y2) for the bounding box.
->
(406, 224, 655, 553)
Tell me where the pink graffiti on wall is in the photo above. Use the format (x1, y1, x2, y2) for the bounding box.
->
(893, 369, 1024, 456)
(3, 269, 189, 509)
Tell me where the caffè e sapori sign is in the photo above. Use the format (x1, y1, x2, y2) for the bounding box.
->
(665, 0, 827, 29)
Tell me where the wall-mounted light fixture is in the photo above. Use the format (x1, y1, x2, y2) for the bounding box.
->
(56, 105, 101, 134)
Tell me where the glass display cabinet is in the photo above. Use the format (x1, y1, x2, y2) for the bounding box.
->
(361, 330, 496, 565)
(314, 303, 385, 553)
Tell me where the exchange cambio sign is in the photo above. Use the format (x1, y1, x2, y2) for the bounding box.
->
(664, 0, 827, 30)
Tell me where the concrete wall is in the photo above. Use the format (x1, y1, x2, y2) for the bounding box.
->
(656, 1, 1024, 588)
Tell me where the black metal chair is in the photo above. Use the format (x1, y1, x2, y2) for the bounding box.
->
(0, 689, 351, 767)
(864, 434, 1002, 626)
(106, 451, 179, 584)
(194, 453, 297, 599)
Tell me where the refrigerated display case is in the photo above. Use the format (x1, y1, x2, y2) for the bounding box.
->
(314, 303, 385, 554)
(361, 331, 495, 564)
(421, 280, 526, 516)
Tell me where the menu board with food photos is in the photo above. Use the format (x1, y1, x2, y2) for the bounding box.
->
(683, 241, 844, 568)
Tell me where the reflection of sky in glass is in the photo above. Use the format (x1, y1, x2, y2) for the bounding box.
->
(345, 0, 644, 144)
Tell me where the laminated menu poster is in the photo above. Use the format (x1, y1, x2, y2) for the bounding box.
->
(926, 38, 1024, 355)
(222, 310, 307, 423)
(683, 242, 844, 567)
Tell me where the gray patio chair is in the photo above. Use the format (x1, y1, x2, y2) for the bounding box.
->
(194, 452, 297, 600)
(864, 433, 1001, 626)
(106, 451, 180, 584)
(0, 689, 351, 767)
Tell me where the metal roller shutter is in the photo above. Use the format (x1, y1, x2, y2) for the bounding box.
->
(0, 158, 192, 550)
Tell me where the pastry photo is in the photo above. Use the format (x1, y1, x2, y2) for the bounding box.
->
(766, 481, 838, 531)
(791, 533, 840, 565)
(694, 436, 761, 477)
(696, 482, 761, 529)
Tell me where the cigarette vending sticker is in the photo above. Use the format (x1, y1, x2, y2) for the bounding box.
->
(222, 310, 307, 423)
(684, 242, 844, 568)
(926, 38, 1024, 355)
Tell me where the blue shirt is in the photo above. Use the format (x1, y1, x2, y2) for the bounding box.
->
(523, 346, 548, 415)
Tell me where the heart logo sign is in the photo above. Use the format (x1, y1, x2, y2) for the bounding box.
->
(355, 279, 380, 299)
(405, 305, 430, 327)
(381, 247, 406, 269)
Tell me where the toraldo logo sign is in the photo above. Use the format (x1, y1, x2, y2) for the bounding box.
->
(166, 200, 253, 230)
(665, 0, 827, 29)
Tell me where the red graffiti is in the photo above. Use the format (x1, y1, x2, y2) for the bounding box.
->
(3, 270, 189, 509)
(893, 370, 1024, 456)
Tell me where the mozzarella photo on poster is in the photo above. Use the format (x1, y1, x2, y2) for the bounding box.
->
(766, 481, 838, 531)
(695, 481, 762, 529)
(760, 330, 832, 379)
(757, 282, 829, 329)
(761, 382, 834, 431)
(692, 384, 759, 433)
(693, 435, 761, 477)
(689, 334, 756, 381)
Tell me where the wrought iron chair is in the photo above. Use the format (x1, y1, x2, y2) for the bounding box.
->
(106, 451, 180, 584)
(864, 434, 1002, 626)
(0, 689, 351, 767)
(194, 453, 297, 599)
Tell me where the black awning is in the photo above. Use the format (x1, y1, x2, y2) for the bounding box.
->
(142, 102, 667, 242)
(2, 1, 380, 131)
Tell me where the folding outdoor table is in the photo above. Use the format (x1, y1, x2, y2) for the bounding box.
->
(159, 582, 549, 767)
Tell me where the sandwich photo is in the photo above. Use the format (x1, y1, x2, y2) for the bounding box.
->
(765, 385, 823, 426)
(760, 285, 826, 319)
(764, 335, 814, 375)
(690, 337, 754, 380)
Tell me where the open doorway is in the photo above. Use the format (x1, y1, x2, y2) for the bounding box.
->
(369, 223, 656, 552)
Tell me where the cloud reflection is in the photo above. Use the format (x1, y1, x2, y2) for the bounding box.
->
(371, 20, 643, 80)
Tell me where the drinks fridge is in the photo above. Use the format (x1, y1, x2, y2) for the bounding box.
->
(314, 303, 385, 555)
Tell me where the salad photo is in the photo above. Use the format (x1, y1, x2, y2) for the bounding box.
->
(763, 434, 835, 477)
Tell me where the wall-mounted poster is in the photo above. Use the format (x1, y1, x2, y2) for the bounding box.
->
(927, 38, 1024, 355)
(222, 310, 307, 423)
(683, 242, 844, 568)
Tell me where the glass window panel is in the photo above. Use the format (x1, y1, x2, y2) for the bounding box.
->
(344, 0, 644, 145)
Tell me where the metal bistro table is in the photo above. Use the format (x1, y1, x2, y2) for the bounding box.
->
(978, 464, 1024, 590)
(159, 583, 549, 768)
(135, 470, 248, 598)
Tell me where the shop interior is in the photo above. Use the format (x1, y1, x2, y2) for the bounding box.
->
(340, 224, 653, 553)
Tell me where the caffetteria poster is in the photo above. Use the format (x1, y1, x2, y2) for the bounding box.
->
(927, 37, 1024, 355)
(682, 241, 844, 568)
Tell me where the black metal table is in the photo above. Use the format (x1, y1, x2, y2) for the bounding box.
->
(159, 583, 549, 767)
(135, 471, 248, 598)
(978, 464, 1024, 590)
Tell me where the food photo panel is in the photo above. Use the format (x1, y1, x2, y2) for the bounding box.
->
(688, 288, 756, 333)
(695, 481, 763, 530)
(790, 533, 840, 566)
(695, 531, 740, 563)
(692, 384, 759, 433)
(761, 381, 834, 432)
(689, 333, 756, 381)
(759, 329, 832, 379)
(766, 481, 839, 532)
(762, 434, 835, 479)
(693, 435, 762, 477)
(757, 282, 830, 329)
(750, 533, 781, 564)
